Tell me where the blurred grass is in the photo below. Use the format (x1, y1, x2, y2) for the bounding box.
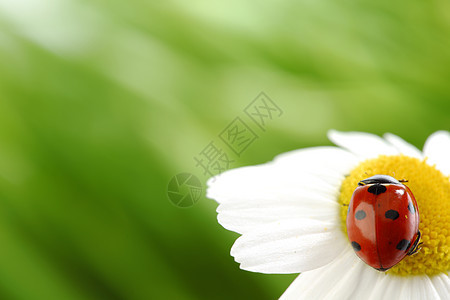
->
(0, 0, 449, 299)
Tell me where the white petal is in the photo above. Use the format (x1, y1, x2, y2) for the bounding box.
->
(430, 274, 450, 299)
(280, 245, 447, 300)
(208, 164, 340, 203)
(207, 147, 358, 234)
(400, 275, 440, 300)
(231, 219, 347, 274)
(384, 133, 423, 159)
(217, 191, 339, 234)
(280, 248, 386, 299)
(316, 251, 373, 299)
(208, 147, 358, 201)
(274, 146, 359, 177)
(371, 275, 405, 300)
(366, 274, 392, 300)
(328, 130, 399, 160)
(347, 266, 386, 299)
(423, 131, 450, 176)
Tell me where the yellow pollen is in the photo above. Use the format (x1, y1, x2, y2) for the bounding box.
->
(339, 155, 450, 276)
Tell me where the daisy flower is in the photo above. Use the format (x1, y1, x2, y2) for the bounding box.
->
(207, 130, 450, 299)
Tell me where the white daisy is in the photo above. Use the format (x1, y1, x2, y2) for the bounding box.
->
(207, 130, 450, 299)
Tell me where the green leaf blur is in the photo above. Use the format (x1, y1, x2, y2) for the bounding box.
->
(0, 1, 449, 299)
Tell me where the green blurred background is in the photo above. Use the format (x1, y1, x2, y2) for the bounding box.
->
(0, 0, 449, 299)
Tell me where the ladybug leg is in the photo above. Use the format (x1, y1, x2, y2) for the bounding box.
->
(407, 230, 422, 256)
(408, 242, 423, 256)
(342, 203, 349, 207)
(398, 179, 409, 183)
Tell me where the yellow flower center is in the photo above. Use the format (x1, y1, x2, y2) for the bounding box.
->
(339, 155, 450, 276)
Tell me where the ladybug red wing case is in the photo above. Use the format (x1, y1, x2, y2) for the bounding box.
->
(347, 187, 380, 268)
(346, 175, 420, 271)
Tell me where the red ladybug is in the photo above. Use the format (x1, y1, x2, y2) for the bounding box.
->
(346, 174, 421, 271)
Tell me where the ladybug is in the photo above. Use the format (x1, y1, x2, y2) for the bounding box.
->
(346, 174, 421, 271)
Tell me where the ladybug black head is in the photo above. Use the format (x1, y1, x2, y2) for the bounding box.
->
(358, 174, 401, 186)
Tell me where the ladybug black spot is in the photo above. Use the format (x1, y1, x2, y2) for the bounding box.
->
(396, 239, 411, 251)
(355, 210, 366, 220)
(351, 241, 361, 251)
(408, 202, 415, 214)
(385, 210, 400, 220)
(367, 184, 387, 195)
